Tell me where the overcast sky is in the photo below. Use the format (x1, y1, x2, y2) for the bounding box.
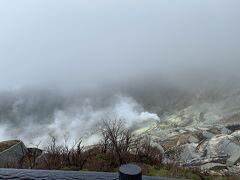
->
(0, 0, 240, 91)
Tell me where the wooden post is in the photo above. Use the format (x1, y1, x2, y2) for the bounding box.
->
(119, 164, 142, 180)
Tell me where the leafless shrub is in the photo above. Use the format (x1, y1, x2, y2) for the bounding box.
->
(99, 118, 135, 166)
(39, 136, 91, 170)
(98, 118, 162, 167)
(12, 118, 163, 171)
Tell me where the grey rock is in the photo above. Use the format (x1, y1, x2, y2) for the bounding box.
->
(188, 135, 199, 143)
(226, 154, 240, 166)
(0, 140, 27, 168)
(202, 131, 215, 139)
(221, 127, 231, 134)
(200, 163, 226, 171)
(180, 144, 200, 162)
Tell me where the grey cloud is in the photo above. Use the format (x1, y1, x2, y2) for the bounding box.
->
(0, 1, 239, 90)
(0, 1, 240, 144)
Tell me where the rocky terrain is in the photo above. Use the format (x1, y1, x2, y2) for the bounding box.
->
(0, 140, 42, 168)
(1, 82, 240, 177)
(139, 88, 240, 176)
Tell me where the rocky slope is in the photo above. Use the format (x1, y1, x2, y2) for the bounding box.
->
(140, 87, 240, 176)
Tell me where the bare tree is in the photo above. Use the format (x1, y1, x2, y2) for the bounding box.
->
(99, 118, 162, 167)
(67, 139, 88, 170)
(99, 118, 134, 165)
(40, 136, 90, 170)
(42, 136, 63, 169)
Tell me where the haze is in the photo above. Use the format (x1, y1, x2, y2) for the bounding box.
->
(0, 0, 239, 91)
(0, 1, 240, 145)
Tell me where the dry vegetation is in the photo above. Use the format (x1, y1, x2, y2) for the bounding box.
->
(32, 118, 162, 172)
(2, 119, 238, 179)
(0, 140, 19, 152)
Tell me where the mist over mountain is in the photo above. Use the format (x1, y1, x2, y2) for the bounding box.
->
(0, 76, 239, 146)
(0, 1, 240, 146)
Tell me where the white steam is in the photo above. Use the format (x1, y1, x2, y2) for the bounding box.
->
(3, 95, 159, 147)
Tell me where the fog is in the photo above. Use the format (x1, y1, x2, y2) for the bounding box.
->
(0, 1, 240, 145)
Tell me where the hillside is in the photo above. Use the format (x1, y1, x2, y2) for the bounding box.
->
(0, 140, 19, 152)
(137, 85, 240, 177)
